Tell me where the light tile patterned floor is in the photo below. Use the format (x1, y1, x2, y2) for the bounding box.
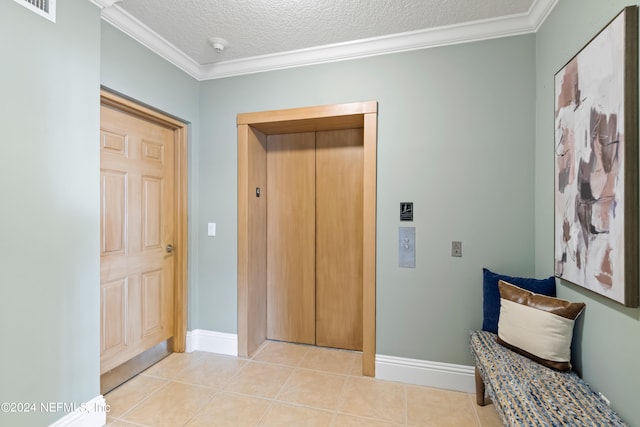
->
(105, 341, 502, 427)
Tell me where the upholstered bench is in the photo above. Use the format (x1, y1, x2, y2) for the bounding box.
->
(470, 330, 626, 426)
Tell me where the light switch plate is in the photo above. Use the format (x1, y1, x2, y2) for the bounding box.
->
(207, 222, 216, 236)
(451, 241, 462, 257)
(399, 227, 416, 268)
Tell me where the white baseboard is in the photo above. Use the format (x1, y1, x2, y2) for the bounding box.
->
(185, 330, 474, 393)
(48, 395, 107, 427)
(186, 329, 238, 356)
(376, 354, 475, 393)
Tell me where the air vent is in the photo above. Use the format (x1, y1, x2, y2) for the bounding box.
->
(13, 0, 56, 23)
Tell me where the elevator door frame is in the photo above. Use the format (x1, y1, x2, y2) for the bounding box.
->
(237, 101, 377, 376)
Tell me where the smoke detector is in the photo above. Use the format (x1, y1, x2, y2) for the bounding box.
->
(208, 37, 228, 54)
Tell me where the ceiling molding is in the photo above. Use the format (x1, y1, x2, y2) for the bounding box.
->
(529, 0, 560, 31)
(100, 5, 202, 77)
(96, 0, 558, 81)
(90, 0, 121, 9)
(199, 10, 535, 80)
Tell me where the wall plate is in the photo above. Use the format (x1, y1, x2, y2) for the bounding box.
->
(399, 227, 416, 268)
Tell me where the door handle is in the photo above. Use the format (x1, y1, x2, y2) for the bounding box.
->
(166, 244, 174, 253)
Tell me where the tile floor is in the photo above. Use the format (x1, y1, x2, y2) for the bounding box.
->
(105, 341, 502, 427)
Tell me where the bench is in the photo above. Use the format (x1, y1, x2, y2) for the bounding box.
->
(469, 330, 626, 426)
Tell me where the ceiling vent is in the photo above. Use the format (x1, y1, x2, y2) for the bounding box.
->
(13, 0, 56, 23)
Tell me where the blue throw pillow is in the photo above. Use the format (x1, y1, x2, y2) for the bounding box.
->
(482, 268, 556, 333)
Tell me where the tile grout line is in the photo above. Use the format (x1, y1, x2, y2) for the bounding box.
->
(178, 388, 221, 427)
(109, 342, 495, 426)
(109, 352, 233, 426)
(328, 366, 354, 426)
(110, 378, 171, 421)
(270, 361, 298, 403)
(469, 393, 483, 427)
(106, 416, 149, 427)
(228, 343, 383, 426)
(404, 383, 408, 426)
(250, 340, 304, 426)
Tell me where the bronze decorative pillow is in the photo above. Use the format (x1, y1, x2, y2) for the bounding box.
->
(497, 280, 585, 371)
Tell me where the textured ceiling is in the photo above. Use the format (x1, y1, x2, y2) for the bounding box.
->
(118, 0, 535, 65)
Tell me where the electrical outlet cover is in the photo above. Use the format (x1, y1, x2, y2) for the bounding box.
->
(452, 241, 462, 257)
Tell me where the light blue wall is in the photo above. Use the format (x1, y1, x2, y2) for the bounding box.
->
(10, 2, 624, 424)
(0, 0, 101, 426)
(100, 22, 201, 329)
(534, 1, 640, 424)
(197, 35, 536, 365)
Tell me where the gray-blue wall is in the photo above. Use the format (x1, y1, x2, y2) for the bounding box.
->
(100, 22, 201, 329)
(0, 1, 100, 425)
(7, 1, 638, 425)
(197, 35, 536, 365)
(535, 0, 640, 424)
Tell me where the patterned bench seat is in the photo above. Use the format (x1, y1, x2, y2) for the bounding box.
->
(469, 330, 626, 426)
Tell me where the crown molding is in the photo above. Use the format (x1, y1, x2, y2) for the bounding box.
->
(90, 0, 121, 9)
(95, 0, 558, 81)
(99, 4, 203, 77)
(529, 0, 559, 31)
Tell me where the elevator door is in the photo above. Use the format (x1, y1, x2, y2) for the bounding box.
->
(266, 129, 363, 351)
(315, 129, 363, 350)
(266, 132, 316, 344)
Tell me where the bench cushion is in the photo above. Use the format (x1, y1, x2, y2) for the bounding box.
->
(470, 330, 626, 426)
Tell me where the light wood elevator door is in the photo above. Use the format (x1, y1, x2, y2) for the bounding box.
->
(316, 129, 363, 350)
(266, 132, 316, 344)
(266, 129, 363, 351)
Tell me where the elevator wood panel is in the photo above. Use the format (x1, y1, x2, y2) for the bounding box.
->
(237, 101, 377, 374)
(315, 129, 364, 351)
(100, 105, 175, 374)
(266, 132, 316, 344)
(246, 127, 268, 352)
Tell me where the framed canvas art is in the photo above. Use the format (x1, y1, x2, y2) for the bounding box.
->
(554, 6, 639, 307)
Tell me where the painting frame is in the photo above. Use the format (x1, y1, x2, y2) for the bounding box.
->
(554, 6, 639, 307)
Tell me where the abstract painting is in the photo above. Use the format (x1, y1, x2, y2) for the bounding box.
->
(554, 6, 638, 307)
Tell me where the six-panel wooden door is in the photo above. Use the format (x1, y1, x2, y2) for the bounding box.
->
(100, 105, 175, 374)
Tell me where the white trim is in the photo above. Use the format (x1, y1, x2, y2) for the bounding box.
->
(186, 330, 474, 392)
(376, 354, 475, 393)
(48, 395, 107, 427)
(529, 0, 560, 31)
(198, 2, 554, 80)
(99, 5, 203, 78)
(186, 329, 238, 356)
(95, 0, 558, 80)
(89, 0, 120, 9)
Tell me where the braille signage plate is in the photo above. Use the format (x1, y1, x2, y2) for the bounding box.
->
(400, 202, 413, 221)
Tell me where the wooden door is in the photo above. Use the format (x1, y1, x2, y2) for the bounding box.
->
(100, 105, 175, 374)
(316, 129, 364, 350)
(266, 132, 316, 344)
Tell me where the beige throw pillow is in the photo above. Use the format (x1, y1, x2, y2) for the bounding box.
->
(497, 280, 585, 371)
